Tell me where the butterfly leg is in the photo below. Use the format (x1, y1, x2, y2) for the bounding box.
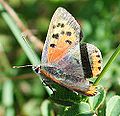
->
(42, 78, 56, 93)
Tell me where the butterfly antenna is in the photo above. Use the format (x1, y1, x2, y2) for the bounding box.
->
(13, 65, 34, 69)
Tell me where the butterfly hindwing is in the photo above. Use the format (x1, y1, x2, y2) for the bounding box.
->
(80, 43, 102, 78)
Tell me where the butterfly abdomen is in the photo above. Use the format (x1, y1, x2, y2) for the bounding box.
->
(80, 43, 102, 78)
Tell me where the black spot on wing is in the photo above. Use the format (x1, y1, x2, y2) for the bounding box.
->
(66, 31, 72, 36)
(96, 55, 100, 57)
(95, 50, 98, 53)
(65, 40, 72, 45)
(57, 23, 65, 28)
(52, 34, 59, 39)
(57, 23, 61, 27)
(50, 44, 56, 48)
(98, 67, 101, 70)
(98, 60, 101, 63)
(53, 25, 56, 29)
(61, 23, 64, 27)
(61, 31, 65, 35)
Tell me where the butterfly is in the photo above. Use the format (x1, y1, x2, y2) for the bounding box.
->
(31, 7, 103, 96)
(15, 7, 102, 96)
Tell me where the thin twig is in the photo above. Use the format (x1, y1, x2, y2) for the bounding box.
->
(0, 0, 44, 51)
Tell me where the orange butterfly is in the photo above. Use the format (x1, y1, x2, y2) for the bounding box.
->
(14, 7, 102, 96)
(32, 7, 102, 96)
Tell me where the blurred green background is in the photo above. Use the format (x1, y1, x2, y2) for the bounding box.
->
(0, 0, 120, 115)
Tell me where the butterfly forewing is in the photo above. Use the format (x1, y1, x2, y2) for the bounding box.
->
(41, 7, 82, 65)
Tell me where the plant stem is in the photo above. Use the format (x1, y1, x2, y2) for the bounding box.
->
(0, 4, 40, 65)
(0, 0, 44, 50)
(0, 3, 52, 95)
(94, 44, 120, 85)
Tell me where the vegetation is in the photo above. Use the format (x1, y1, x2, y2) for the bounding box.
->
(0, 0, 120, 116)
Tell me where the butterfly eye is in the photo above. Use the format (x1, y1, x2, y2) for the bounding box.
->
(50, 44, 56, 48)
(33, 67, 41, 74)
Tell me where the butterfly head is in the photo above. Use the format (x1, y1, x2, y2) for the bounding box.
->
(32, 65, 41, 74)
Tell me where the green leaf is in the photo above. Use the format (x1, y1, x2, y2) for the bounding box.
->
(22, 99, 41, 116)
(6, 107, 15, 116)
(50, 84, 85, 106)
(89, 86, 106, 111)
(64, 102, 94, 116)
(40, 100, 54, 116)
(106, 95, 120, 116)
(2, 80, 14, 107)
(97, 102, 106, 116)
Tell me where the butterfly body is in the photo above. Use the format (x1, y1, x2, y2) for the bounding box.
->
(33, 7, 102, 96)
